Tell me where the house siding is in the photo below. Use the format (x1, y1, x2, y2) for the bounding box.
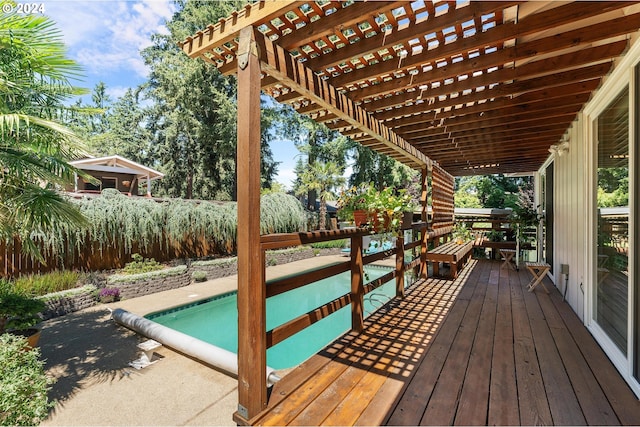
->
(548, 119, 586, 320)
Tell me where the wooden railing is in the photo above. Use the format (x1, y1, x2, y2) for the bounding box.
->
(260, 222, 430, 344)
(456, 215, 536, 255)
(234, 220, 454, 424)
(258, 221, 458, 355)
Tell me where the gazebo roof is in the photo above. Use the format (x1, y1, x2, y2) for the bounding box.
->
(180, 0, 640, 176)
(70, 155, 165, 180)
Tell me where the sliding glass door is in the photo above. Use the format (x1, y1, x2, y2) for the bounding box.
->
(595, 88, 629, 356)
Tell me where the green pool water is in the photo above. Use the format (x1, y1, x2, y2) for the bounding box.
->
(146, 266, 397, 369)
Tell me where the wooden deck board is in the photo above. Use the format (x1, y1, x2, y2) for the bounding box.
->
(383, 266, 479, 426)
(549, 290, 640, 425)
(454, 261, 497, 425)
(488, 263, 519, 425)
(420, 262, 489, 425)
(511, 264, 553, 426)
(519, 268, 586, 425)
(249, 259, 640, 426)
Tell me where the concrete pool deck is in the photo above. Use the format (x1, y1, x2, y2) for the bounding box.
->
(40, 254, 360, 426)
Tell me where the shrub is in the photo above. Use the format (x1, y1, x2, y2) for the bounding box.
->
(13, 271, 82, 296)
(266, 257, 278, 267)
(309, 239, 348, 249)
(260, 192, 307, 234)
(39, 285, 97, 303)
(191, 257, 237, 268)
(108, 265, 187, 284)
(29, 192, 308, 265)
(97, 287, 120, 303)
(0, 280, 46, 335)
(122, 253, 163, 275)
(266, 247, 307, 255)
(191, 271, 207, 282)
(0, 334, 53, 426)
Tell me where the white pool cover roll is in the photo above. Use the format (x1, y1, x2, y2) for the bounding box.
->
(112, 308, 280, 386)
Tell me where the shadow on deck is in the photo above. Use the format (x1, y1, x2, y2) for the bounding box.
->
(250, 259, 640, 426)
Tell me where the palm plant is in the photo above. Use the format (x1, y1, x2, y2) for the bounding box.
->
(296, 161, 345, 230)
(0, 2, 89, 259)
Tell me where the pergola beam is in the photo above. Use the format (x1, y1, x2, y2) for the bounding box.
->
(364, 60, 613, 112)
(372, 76, 603, 122)
(180, 1, 297, 60)
(254, 29, 432, 168)
(402, 114, 578, 141)
(398, 95, 590, 130)
(277, 1, 406, 50)
(352, 40, 626, 105)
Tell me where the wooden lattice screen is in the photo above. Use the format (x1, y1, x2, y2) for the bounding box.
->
(431, 164, 454, 231)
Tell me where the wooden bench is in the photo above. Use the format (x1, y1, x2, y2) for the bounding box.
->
(426, 240, 474, 279)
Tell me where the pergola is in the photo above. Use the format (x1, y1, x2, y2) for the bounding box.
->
(180, 1, 640, 422)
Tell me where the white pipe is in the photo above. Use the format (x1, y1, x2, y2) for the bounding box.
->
(111, 308, 280, 386)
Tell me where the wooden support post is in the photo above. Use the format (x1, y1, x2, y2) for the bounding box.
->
(420, 166, 429, 279)
(396, 232, 405, 298)
(350, 235, 364, 332)
(234, 26, 266, 424)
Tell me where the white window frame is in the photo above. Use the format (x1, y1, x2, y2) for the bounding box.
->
(583, 38, 640, 397)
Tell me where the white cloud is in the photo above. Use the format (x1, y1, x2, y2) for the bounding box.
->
(47, 1, 175, 81)
(275, 168, 296, 191)
(106, 85, 130, 100)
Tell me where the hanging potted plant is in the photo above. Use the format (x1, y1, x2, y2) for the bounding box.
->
(337, 184, 417, 233)
(337, 184, 376, 227)
(0, 280, 46, 349)
(372, 187, 417, 233)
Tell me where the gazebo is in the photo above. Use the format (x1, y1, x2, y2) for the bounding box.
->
(69, 155, 164, 197)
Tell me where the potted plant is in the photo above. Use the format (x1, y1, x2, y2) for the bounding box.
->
(369, 187, 417, 233)
(0, 279, 46, 348)
(337, 184, 417, 233)
(337, 184, 375, 227)
(452, 222, 473, 244)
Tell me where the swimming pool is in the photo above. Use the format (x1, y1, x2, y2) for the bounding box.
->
(146, 266, 399, 369)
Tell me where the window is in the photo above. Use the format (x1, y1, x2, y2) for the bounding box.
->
(101, 177, 117, 189)
(595, 88, 629, 355)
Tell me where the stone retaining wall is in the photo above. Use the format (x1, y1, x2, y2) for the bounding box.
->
(39, 248, 344, 321)
(41, 288, 97, 321)
(116, 273, 192, 300)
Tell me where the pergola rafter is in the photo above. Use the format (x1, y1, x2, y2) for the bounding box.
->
(181, 0, 639, 176)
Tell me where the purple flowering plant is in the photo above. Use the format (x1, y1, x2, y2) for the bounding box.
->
(98, 287, 120, 303)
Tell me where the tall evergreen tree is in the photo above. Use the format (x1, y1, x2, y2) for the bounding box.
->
(141, 0, 278, 200)
(282, 111, 348, 209)
(348, 141, 416, 191)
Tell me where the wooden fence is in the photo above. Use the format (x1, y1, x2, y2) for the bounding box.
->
(0, 234, 228, 278)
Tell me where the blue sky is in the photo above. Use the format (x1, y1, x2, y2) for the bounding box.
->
(44, 0, 298, 188)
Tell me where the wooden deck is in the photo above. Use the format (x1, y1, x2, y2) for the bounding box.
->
(249, 259, 640, 426)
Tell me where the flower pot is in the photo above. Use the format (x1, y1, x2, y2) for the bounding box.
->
(353, 210, 369, 227)
(11, 327, 42, 350)
(402, 211, 414, 229)
(370, 210, 391, 232)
